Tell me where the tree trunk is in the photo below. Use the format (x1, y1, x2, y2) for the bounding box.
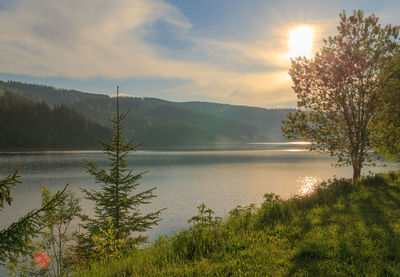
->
(352, 163, 361, 183)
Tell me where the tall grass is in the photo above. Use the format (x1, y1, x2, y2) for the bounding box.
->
(75, 171, 400, 276)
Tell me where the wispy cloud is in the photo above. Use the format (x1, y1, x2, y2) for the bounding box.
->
(0, 0, 193, 78)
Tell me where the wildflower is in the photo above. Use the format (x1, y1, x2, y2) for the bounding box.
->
(34, 252, 50, 268)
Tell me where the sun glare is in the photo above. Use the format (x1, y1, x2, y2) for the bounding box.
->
(298, 176, 321, 196)
(289, 26, 314, 59)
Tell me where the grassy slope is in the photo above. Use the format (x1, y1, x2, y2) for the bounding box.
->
(76, 172, 400, 276)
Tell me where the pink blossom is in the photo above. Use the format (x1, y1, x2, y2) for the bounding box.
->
(34, 252, 50, 268)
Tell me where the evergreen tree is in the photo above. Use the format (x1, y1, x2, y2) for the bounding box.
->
(0, 169, 67, 265)
(0, 93, 111, 149)
(81, 86, 162, 244)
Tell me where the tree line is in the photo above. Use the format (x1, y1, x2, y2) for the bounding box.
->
(0, 93, 111, 149)
(1, 80, 290, 146)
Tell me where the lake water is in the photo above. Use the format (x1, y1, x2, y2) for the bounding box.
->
(0, 143, 396, 241)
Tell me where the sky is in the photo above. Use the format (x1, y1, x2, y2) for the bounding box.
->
(0, 0, 399, 108)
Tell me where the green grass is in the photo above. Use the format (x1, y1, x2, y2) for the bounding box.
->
(75, 171, 400, 276)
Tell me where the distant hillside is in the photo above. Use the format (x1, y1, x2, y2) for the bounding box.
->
(0, 80, 294, 146)
(0, 93, 111, 149)
(172, 102, 292, 141)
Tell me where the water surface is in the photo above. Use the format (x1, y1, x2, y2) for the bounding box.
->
(0, 143, 394, 240)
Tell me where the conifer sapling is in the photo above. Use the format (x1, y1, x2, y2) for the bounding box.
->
(81, 86, 163, 246)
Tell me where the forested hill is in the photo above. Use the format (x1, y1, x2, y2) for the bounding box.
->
(0, 93, 111, 149)
(0, 80, 294, 146)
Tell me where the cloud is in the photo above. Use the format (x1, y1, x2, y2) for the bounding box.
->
(0, 0, 338, 106)
(0, 0, 193, 78)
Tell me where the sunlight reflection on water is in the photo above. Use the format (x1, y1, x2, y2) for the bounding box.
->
(297, 176, 322, 196)
(249, 141, 311, 145)
(284, 149, 307, 152)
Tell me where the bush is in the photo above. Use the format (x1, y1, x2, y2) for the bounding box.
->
(172, 204, 223, 259)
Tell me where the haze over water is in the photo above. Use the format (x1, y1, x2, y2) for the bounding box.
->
(0, 143, 394, 241)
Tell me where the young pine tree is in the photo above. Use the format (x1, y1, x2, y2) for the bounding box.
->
(81, 86, 162, 245)
(0, 169, 67, 265)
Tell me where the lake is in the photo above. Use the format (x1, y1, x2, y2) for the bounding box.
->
(0, 143, 395, 241)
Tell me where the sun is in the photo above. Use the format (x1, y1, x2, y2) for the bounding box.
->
(288, 26, 314, 59)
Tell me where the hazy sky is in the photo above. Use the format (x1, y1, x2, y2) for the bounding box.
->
(0, 0, 399, 107)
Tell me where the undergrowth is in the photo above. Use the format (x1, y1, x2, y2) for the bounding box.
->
(75, 171, 400, 276)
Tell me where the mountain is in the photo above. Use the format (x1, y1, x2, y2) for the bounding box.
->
(0, 80, 294, 146)
(171, 101, 291, 141)
(0, 93, 111, 149)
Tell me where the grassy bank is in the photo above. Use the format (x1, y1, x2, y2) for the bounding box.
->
(75, 171, 400, 276)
